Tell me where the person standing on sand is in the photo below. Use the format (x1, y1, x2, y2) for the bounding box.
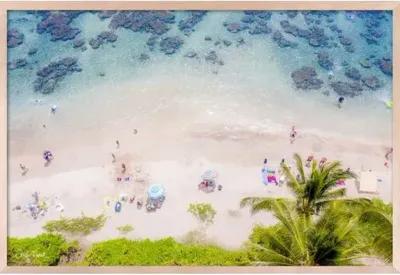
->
(121, 163, 126, 174)
(306, 155, 313, 168)
(43, 150, 54, 166)
(385, 147, 393, 160)
(50, 105, 57, 114)
(384, 147, 393, 167)
(116, 140, 120, 149)
(111, 153, 116, 163)
(289, 126, 297, 144)
(19, 164, 28, 176)
(319, 157, 327, 167)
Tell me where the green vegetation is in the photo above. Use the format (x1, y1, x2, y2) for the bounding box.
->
(188, 203, 216, 225)
(7, 234, 78, 266)
(83, 237, 249, 266)
(43, 214, 106, 236)
(116, 224, 134, 235)
(247, 200, 366, 265)
(241, 154, 393, 265)
(358, 199, 393, 262)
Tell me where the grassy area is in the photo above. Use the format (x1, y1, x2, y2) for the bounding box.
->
(43, 214, 106, 236)
(83, 237, 250, 266)
(7, 234, 78, 266)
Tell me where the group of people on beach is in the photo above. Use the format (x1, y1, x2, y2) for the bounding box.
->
(18, 149, 54, 176)
(384, 147, 393, 168)
(110, 139, 148, 211)
(12, 191, 64, 220)
(14, 100, 393, 221)
(18, 105, 59, 175)
(288, 125, 393, 169)
(262, 155, 336, 187)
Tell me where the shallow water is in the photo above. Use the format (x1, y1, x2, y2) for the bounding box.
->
(7, 11, 392, 147)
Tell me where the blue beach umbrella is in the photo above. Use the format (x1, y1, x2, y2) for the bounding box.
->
(148, 184, 165, 199)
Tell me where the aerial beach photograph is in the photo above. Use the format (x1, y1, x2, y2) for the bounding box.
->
(6, 9, 394, 266)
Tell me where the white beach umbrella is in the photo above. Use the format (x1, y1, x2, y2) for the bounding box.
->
(148, 184, 165, 199)
(201, 170, 217, 181)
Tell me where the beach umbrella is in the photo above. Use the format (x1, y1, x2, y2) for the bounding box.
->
(201, 170, 217, 181)
(115, 201, 122, 213)
(148, 184, 165, 199)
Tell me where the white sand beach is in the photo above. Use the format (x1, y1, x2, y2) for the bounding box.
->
(8, 78, 392, 249)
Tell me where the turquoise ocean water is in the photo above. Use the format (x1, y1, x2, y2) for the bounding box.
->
(7, 10, 393, 148)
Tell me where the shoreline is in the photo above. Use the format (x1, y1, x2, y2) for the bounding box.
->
(8, 117, 392, 181)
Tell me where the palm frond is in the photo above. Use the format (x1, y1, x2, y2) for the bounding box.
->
(281, 164, 302, 196)
(293, 153, 306, 184)
(240, 197, 295, 215)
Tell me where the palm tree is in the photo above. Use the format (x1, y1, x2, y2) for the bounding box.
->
(241, 154, 392, 265)
(241, 153, 357, 217)
(247, 200, 366, 266)
(358, 199, 393, 263)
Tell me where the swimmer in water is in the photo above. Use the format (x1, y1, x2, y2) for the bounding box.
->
(328, 70, 334, 80)
(337, 97, 345, 108)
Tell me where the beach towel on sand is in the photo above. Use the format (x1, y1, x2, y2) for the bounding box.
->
(262, 167, 279, 185)
(261, 168, 268, 184)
